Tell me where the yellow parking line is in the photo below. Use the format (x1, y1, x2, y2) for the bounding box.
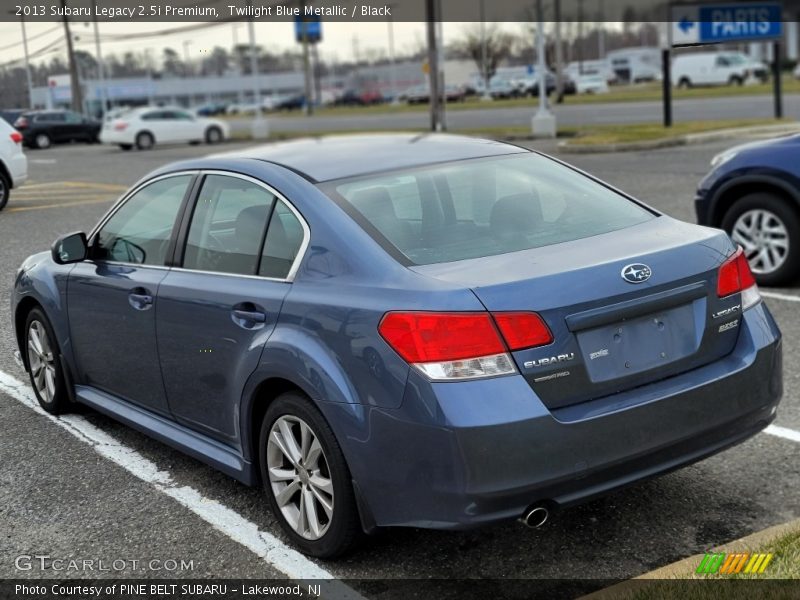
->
(8, 198, 114, 212)
(11, 194, 116, 205)
(18, 181, 127, 192)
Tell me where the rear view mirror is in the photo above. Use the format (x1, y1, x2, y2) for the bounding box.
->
(51, 232, 88, 264)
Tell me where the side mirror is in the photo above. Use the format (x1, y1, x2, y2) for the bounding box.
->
(52, 232, 88, 265)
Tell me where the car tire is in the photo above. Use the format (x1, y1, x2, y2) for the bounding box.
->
(729, 75, 744, 86)
(205, 127, 223, 144)
(721, 192, 800, 286)
(259, 391, 361, 558)
(24, 308, 70, 415)
(0, 171, 9, 211)
(35, 133, 52, 149)
(119, 144, 133, 151)
(136, 132, 155, 150)
(678, 77, 692, 89)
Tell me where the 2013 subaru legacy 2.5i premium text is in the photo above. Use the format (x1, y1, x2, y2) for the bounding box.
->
(11, 135, 782, 557)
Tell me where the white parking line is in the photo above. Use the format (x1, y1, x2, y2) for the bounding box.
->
(766, 424, 800, 444)
(761, 291, 800, 303)
(0, 370, 363, 598)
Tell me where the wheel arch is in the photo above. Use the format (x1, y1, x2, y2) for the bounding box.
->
(709, 175, 800, 228)
(14, 296, 43, 371)
(0, 159, 12, 189)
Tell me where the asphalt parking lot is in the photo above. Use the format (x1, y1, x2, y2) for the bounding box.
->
(0, 136, 798, 592)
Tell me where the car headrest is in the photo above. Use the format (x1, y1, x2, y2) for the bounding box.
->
(235, 204, 271, 250)
(349, 187, 397, 222)
(489, 192, 541, 238)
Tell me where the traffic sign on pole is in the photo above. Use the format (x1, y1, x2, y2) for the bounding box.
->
(670, 2, 783, 47)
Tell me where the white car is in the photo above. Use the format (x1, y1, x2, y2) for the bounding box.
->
(672, 52, 754, 88)
(0, 117, 28, 211)
(575, 74, 610, 94)
(100, 107, 230, 151)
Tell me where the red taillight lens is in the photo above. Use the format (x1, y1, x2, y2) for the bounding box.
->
(717, 247, 757, 297)
(492, 312, 553, 350)
(378, 312, 505, 363)
(114, 122, 128, 131)
(10, 132, 22, 144)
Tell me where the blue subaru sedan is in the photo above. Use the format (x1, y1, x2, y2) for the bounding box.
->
(11, 135, 782, 557)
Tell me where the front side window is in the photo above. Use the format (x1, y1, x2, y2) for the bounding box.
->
(94, 175, 191, 265)
(332, 154, 654, 265)
(183, 175, 276, 276)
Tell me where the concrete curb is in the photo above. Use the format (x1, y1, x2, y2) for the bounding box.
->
(581, 517, 800, 599)
(559, 123, 800, 154)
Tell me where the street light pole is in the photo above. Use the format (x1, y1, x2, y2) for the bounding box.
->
(20, 14, 34, 108)
(183, 40, 193, 77)
(479, 0, 489, 98)
(531, 0, 556, 137)
(247, 0, 268, 138)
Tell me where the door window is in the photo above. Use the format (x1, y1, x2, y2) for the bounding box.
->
(183, 175, 277, 276)
(94, 175, 191, 265)
(259, 200, 305, 279)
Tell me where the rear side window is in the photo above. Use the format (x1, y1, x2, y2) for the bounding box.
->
(183, 175, 276, 276)
(259, 201, 304, 279)
(332, 154, 654, 265)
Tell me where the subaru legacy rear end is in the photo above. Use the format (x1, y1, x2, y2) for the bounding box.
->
(321, 151, 782, 529)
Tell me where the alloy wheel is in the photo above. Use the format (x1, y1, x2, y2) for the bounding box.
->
(731, 208, 790, 275)
(36, 134, 51, 149)
(266, 415, 334, 540)
(27, 320, 57, 404)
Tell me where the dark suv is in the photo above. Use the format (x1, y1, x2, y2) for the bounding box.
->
(14, 110, 101, 149)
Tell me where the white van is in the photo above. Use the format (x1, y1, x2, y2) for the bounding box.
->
(672, 52, 754, 88)
(605, 47, 661, 83)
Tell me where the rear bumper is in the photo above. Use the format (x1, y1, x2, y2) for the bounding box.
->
(343, 302, 781, 529)
(8, 152, 27, 187)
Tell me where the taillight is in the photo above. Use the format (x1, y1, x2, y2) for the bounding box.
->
(717, 247, 760, 310)
(14, 117, 28, 130)
(379, 311, 552, 381)
(492, 312, 553, 350)
(10, 132, 22, 144)
(114, 122, 128, 131)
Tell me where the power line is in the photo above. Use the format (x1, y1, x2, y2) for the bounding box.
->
(0, 24, 61, 52)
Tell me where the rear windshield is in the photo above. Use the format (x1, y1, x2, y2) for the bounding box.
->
(330, 154, 654, 265)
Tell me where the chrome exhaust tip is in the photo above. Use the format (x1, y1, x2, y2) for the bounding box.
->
(521, 506, 549, 529)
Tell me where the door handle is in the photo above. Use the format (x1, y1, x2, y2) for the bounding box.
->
(232, 309, 266, 323)
(128, 287, 154, 311)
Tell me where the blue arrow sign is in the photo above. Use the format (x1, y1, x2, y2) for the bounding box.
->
(672, 2, 783, 46)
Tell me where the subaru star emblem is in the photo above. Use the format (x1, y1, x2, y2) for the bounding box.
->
(621, 263, 652, 284)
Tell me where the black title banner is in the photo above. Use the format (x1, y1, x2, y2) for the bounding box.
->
(3, 0, 798, 23)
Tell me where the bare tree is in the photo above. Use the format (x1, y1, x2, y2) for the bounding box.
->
(452, 25, 515, 83)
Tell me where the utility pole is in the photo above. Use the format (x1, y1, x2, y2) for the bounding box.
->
(531, 0, 555, 137)
(300, 1, 313, 116)
(577, 0, 584, 74)
(61, 0, 83, 113)
(479, 0, 489, 98)
(436, 0, 446, 130)
(92, 0, 108, 116)
(387, 7, 397, 102)
(554, 0, 564, 103)
(425, 0, 441, 131)
(597, 0, 605, 60)
(20, 14, 34, 108)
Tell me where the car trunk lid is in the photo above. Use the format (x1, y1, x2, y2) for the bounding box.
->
(411, 218, 742, 409)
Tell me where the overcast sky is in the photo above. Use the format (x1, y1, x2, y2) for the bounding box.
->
(0, 21, 538, 69)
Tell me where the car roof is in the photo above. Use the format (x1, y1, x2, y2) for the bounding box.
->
(209, 134, 529, 182)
